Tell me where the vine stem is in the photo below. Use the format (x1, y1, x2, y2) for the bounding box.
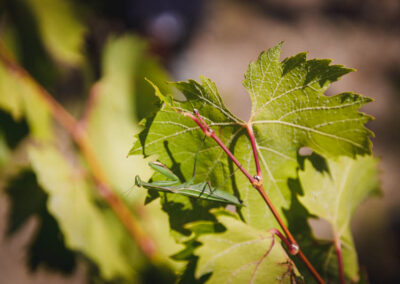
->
(334, 233, 346, 284)
(245, 124, 262, 178)
(0, 42, 157, 260)
(184, 110, 325, 284)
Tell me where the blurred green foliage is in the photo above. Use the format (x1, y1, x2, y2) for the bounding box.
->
(0, 0, 182, 282)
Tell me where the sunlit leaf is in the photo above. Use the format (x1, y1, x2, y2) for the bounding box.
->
(130, 43, 375, 282)
(193, 209, 301, 283)
(130, 43, 373, 231)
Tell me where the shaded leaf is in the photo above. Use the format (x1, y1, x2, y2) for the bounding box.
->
(298, 155, 380, 282)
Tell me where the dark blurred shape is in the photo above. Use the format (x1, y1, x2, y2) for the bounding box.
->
(390, 213, 400, 283)
(84, 0, 204, 65)
(5, 171, 76, 274)
(175, 256, 211, 284)
(147, 11, 184, 47)
(386, 63, 400, 93)
(323, 0, 400, 30)
(0, 109, 29, 149)
(124, 0, 204, 59)
(139, 263, 177, 284)
(297, 152, 330, 175)
(241, 0, 400, 30)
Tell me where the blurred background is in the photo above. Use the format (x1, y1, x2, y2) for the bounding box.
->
(0, 0, 399, 283)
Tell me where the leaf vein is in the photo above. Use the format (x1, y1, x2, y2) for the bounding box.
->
(253, 120, 364, 149)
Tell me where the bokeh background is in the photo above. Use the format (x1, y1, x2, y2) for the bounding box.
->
(0, 0, 399, 283)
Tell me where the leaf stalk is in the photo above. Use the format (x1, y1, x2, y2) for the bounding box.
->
(334, 233, 346, 284)
(246, 124, 263, 179)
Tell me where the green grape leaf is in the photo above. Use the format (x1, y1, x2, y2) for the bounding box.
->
(129, 43, 373, 234)
(25, 0, 86, 65)
(245, 44, 372, 159)
(28, 144, 143, 280)
(298, 155, 380, 282)
(193, 209, 301, 283)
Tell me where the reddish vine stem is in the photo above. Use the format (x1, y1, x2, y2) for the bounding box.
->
(255, 185, 296, 247)
(334, 233, 346, 284)
(246, 124, 262, 178)
(184, 111, 254, 183)
(185, 110, 325, 284)
(269, 228, 299, 255)
(253, 183, 324, 283)
(0, 43, 157, 261)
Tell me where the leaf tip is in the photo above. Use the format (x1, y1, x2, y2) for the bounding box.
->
(145, 77, 174, 106)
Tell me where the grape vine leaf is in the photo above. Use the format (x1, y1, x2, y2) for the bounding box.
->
(192, 209, 301, 283)
(298, 155, 380, 282)
(245, 44, 372, 159)
(129, 43, 373, 233)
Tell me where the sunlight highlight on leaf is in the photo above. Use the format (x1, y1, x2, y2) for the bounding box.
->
(194, 209, 301, 283)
